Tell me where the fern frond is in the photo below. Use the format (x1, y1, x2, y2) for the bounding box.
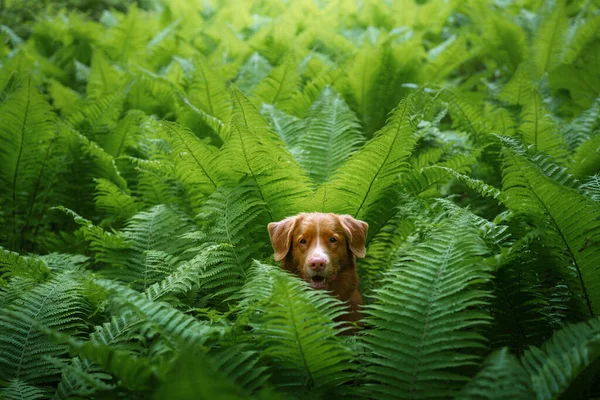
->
(236, 52, 273, 93)
(518, 91, 567, 161)
(94, 178, 139, 221)
(521, 316, 600, 399)
(441, 89, 490, 143)
(0, 77, 57, 250)
(295, 86, 363, 184)
(97, 279, 225, 348)
(186, 56, 232, 126)
(561, 13, 600, 65)
(363, 218, 492, 399)
(562, 96, 600, 152)
(0, 249, 50, 284)
(315, 97, 416, 235)
(222, 89, 312, 220)
(45, 327, 156, 392)
(100, 110, 145, 158)
(571, 135, 600, 179)
(191, 181, 270, 297)
(162, 121, 222, 212)
(422, 35, 469, 84)
(260, 103, 305, 151)
(532, 1, 569, 77)
(456, 348, 533, 399)
(239, 262, 355, 394)
(86, 49, 126, 100)
(67, 85, 130, 140)
(154, 347, 262, 400)
(0, 380, 48, 400)
(501, 148, 600, 316)
(53, 357, 115, 400)
(251, 55, 299, 112)
(497, 63, 536, 106)
(0, 272, 89, 385)
(582, 174, 600, 202)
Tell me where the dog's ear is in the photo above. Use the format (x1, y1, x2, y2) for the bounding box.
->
(339, 215, 368, 258)
(268, 216, 298, 261)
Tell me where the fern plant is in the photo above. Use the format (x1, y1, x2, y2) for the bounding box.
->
(1, 0, 600, 398)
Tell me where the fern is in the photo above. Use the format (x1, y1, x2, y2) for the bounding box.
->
(294, 86, 363, 184)
(190, 181, 270, 297)
(0, 272, 89, 385)
(239, 262, 355, 394)
(455, 348, 534, 399)
(252, 55, 299, 112)
(0, 77, 59, 250)
(221, 89, 312, 220)
(0, 380, 48, 400)
(97, 279, 225, 349)
(521, 316, 600, 399)
(316, 96, 416, 236)
(363, 217, 492, 399)
(501, 148, 600, 317)
(518, 91, 567, 161)
(163, 121, 222, 212)
(236, 52, 273, 93)
(532, 1, 569, 77)
(186, 56, 232, 127)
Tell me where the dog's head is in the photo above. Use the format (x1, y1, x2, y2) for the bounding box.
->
(268, 213, 368, 289)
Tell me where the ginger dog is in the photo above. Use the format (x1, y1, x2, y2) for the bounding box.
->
(268, 212, 368, 325)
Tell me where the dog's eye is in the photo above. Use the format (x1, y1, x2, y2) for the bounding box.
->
(299, 238, 307, 244)
(330, 237, 337, 243)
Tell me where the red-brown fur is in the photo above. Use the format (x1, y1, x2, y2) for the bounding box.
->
(267, 213, 368, 328)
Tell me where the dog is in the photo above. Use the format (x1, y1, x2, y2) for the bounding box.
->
(267, 212, 368, 326)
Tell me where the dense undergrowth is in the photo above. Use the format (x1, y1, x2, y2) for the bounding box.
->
(1, 0, 600, 398)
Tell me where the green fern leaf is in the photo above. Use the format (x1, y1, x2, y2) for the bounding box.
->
(53, 357, 115, 400)
(240, 262, 355, 394)
(0, 380, 48, 400)
(561, 13, 600, 65)
(363, 218, 492, 399)
(97, 279, 224, 348)
(222, 89, 312, 220)
(456, 348, 534, 399)
(0, 272, 89, 385)
(190, 181, 270, 297)
(162, 121, 222, 212)
(94, 178, 139, 221)
(532, 1, 569, 77)
(315, 97, 416, 235)
(518, 91, 567, 161)
(295, 86, 363, 184)
(100, 110, 145, 158)
(236, 52, 273, 93)
(0, 77, 57, 250)
(260, 103, 305, 151)
(251, 55, 299, 112)
(501, 148, 600, 316)
(187, 56, 232, 126)
(521, 316, 600, 400)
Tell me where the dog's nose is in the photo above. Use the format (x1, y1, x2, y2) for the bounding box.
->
(309, 257, 327, 271)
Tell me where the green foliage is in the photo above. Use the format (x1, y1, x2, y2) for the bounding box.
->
(363, 217, 493, 399)
(1, 0, 600, 398)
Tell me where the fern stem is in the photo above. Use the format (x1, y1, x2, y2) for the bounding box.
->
(523, 172, 596, 317)
(15, 279, 61, 377)
(280, 279, 314, 389)
(11, 78, 32, 247)
(354, 101, 411, 218)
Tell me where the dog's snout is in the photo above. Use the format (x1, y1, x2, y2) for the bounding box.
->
(309, 257, 327, 271)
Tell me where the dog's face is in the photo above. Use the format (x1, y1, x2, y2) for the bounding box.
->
(268, 213, 368, 290)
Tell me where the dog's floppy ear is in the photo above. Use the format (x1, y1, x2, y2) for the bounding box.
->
(268, 216, 298, 261)
(339, 215, 368, 258)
